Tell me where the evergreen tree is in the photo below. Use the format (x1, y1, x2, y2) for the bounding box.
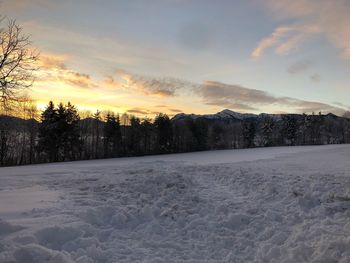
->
(37, 101, 59, 162)
(297, 113, 308, 145)
(128, 116, 141, 155)
(140, 118, 153, 154)
(92, 110, 101, 158)
(114, 114, 122, 155)
(56, 102, 67, 160)
(103, 112, 113, 157)
(311, 112, 324, 144)
(63, 102, 81, 160)
(154, 113, 173, 153)
(260, 117, 275, 146)
(281, 115, 298, 145)
(242, 121, 256, 148)
(103, 112, 122, 157)
(37, 101, 81, 162)
(191, 119, 208, 151)
(0, 116, 9, 166)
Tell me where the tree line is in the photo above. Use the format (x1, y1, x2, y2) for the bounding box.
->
(1, 100, 350, 166)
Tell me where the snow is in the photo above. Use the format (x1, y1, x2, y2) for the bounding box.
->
(172, 109, 284, 121)
(1, 144, 350, 262)
(0, 186, 59, 216)
(210, 109, 256, 120)
(172, 109, 257, 120)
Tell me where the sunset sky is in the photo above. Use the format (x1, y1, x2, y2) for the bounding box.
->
(3, 0, 350, 116)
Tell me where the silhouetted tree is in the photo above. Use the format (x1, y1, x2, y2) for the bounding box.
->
(5, 101, 350, 167)
(208, 122, 225, 149)
(281, 115, 298, 145)
(190, 119, 208, 151)
(103, 112, 121, 157)
(37, 101, 58, 162)
(128, 116, 142, 155)
(242, 121, 256, 148)
(260, 116, 275, 146)
(62, 102, 81, 160)
(92, 110, 102, 158)
(154, 113, 173, 153)
(140, 118, 153, 154)
(37, 101, 80, 162)
(0, 18, 38, 109)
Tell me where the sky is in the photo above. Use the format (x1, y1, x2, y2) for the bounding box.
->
(2, 0, 350, 117)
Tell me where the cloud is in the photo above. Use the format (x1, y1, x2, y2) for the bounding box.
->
(155, 105, 168, 108)
(0, 0, 57, 11)
(333, 102, 350, 109)
(198, 80, 347, 115)
(200, 81, 278, 104)
(37, 53, 68, 70)
(288, 60, 311, 74)
(286, 99, 343, 114)
(169, 108, 183, 113)
(126, 108, 164, 116)
(103, 70, 193, 97)
(252, 24, 320, 58)
(33, 52, 346, 116)
(64, 72, 96, 89)
(287, 60, 321, 82)
(38, 70, 97, 89)
(198, 81, 277, 111)
(36, 52, 97, 89)
(206, 99, 258, 111)
(310, 73, 321, 82)
(252, 26, 294, 58)
(256, 0, 350, 59)
(127, 108, 150, 115)
(102, 75, 122, 89)
(104, 75, 346, 115)
(155, 105, 183, 113)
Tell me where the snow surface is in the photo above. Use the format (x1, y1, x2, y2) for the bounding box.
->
(1, 144, 350, 262)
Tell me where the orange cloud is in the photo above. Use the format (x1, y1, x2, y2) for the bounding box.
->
(35, 52, 97, 89)
(103, 69, 192, 97)
(102, 75, 122, 89)
(37, 53, 68, 70)
(64, 72, 96, 89)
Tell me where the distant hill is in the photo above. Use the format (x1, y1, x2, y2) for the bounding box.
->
(172, 109, 341, 122)
(0, 115, 38, 127)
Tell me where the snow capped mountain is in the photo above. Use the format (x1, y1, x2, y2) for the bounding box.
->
(213, 109, 257, 120)
(172, 109, 281, 121)
(172, 109, 301, 120)
(172, 109, 256, 121)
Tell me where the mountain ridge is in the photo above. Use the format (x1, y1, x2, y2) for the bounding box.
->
(172, 109, 340, 121)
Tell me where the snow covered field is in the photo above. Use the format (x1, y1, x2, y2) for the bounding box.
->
(1, 144, 350, 262)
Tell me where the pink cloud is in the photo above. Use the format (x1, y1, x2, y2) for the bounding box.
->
(254, 0, 350, 59)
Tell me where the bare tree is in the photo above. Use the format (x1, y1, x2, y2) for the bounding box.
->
(0, 17, 38, 111)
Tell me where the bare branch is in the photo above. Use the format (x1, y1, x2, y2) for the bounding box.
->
(0, 18, 39, 110)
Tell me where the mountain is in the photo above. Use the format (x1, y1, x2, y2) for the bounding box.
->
(0, 115, 39, 127)
(172, 109, 282, 121)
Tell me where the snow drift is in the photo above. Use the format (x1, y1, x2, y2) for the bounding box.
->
(1, 144, 350, 262)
